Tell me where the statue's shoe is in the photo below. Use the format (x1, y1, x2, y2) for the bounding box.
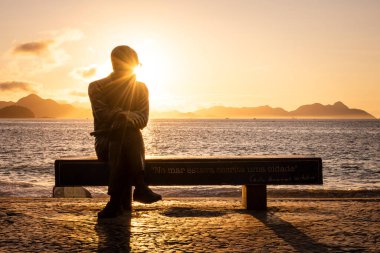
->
(133, 187, 162, 204)
(97, 201, 123, 219)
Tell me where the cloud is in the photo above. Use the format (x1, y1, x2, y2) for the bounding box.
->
(71, 65, 97, 80)
(8, 28, 84, 73)
(70, 91, 88, 97)
(78, 67, 96, 78)
(0, 81, 36, 92)
(12, 40, 54, 56)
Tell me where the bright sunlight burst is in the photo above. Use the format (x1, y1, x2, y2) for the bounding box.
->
(91, 39, 176, 110)
(132, 40, 176, 109)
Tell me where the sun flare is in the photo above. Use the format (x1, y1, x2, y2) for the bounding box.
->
(84, 40, 176, 110)
(133, 64, 143, 77)
(131, 40, 175, 109)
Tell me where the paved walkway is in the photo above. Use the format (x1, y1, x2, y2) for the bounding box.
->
(0, 197, 379, 252)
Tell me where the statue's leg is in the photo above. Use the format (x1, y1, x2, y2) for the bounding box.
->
(122, 127, 162, 204)
(121, 128, 145, 187)
(113, 127, 143, 210)
(108, 137, 125, 197)
(96, 134, 125, 218)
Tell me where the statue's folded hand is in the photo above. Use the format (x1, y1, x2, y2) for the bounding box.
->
(117, 111, 146, 129)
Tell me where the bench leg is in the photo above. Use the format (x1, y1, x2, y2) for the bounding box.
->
(242, 185, 267, 210)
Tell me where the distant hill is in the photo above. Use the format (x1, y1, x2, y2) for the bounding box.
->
(193, 105, 288, 118)
(15, 94, 71, 118)
(0, 105, 35, 118)
(15, 94, 91, 118)
(0, 94, 91, 118)
(153, 102, 375, 119)
(0, 101, 15, 109)
(151, 110, 196, 119)
(0, 94, 375, 119)
(289, 101, 374, 119)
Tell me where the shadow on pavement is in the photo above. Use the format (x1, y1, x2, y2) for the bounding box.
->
(246, 210, 331, 252)
(95, 214, 132, 252)
(161, 207, 227, 218)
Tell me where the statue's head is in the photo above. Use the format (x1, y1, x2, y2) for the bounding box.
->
(111, 45, 139, 72)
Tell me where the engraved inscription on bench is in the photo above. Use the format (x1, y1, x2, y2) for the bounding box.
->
(55, 156, 322, 186)
(144, 159, 322, 185)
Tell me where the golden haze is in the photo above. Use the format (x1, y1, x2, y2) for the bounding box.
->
(0, 1, 379, 117)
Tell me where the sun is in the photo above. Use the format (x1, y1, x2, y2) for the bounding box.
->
(133, 61, 162, 104)
(91, 39, 176, 110)
(133, 64, 144, 79)
(133, 51, 166, 84)
(131, 41, 175, 104)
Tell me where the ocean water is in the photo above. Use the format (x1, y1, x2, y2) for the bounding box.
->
(0, 119, 379, 197)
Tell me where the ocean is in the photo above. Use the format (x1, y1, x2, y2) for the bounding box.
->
(0, 119, 379, 197)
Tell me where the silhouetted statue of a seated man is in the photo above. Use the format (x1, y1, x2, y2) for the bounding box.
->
(89, 45, 161, 219)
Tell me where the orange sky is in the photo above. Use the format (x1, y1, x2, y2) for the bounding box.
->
(0, 0, 379, 117)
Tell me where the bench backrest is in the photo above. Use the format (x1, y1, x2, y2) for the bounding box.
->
(55, 156, 322, 186)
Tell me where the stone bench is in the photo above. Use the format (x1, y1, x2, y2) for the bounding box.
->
(54, 156, 323, 210)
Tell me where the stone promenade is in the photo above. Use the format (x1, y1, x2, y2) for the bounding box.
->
(0, 197, 379, 252)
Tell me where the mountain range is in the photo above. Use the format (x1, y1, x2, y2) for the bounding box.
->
(0, 94, 90, 118)
(0, 94, 376, 119)
(152, 102, 375, 119)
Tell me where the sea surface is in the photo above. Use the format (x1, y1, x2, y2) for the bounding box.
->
(0, 119, 379, 197)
